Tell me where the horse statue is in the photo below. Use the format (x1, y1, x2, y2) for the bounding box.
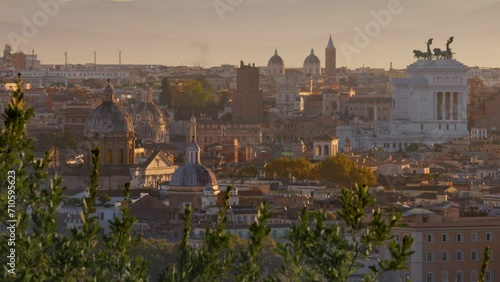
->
(433, 48, 448, 59)
(413, 50, 427, 60)
(425, 38, 433, 60)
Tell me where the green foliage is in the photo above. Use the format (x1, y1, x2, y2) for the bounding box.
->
(160, 186, 235, 281)
(235, 202, 272, 282)
(479, 246, 490, 282)
(159, 206, 194, 281)
(275, 184, 414, 282)
(314, 155, 377, 187)
(264, 157, 314, 180)
(173, 80, 212, 120)
(98, 193, 112, 205)
(95, 182, 149, 281)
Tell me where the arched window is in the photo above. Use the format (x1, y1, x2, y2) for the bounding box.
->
(324, 145, 329, 156)
(315, 145, 321, 156)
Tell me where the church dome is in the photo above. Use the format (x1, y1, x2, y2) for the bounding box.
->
(268, 49, 284, 66)
(132, 101, 165, 123)
(169, 163, 218, 187)
(131, 88, 168, 143)
(170, 137, 218, 188)
(304, 48, 320, 65)
(85, 84, 134, 135)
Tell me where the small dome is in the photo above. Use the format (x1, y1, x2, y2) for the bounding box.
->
(169, 163, 218, 187)
(132, 102, 165, 123)
(268, 49, 284, 66)
(304, 48, 320, 65)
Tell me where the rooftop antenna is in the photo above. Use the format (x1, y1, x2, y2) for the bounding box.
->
(119, 50, 122, 66)
(64, 51, 68, 69)
(94, 51, 96, 70)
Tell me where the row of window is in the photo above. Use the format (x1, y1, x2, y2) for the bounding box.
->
(426, 270, 492, 282)
(426, 250, 486, 262)
(426, 232, 493, 243)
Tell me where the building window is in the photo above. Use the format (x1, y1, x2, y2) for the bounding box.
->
(427, 234, 433, 243)
(105, 149, 113, 164)
(441, 251, 448, 262)
(421, 124, 424, 130)
(472, 270, 478, 282)
(486, 232, 492, 241)
(442, 233, 448, 242)
(395, 233, 400, 242)
(456, 271, 463, 282)
(456, 251, 463, 261)
(456, 233, 463, 242)
(426, 272, 433, 282)
(486, 270, 492, 282)
(426, 252, 433, 262)
(441, 271, 448, 282)
(471, 250, 477, 261)
(471, 232, 478, 241)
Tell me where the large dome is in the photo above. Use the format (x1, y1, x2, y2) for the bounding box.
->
(85, 84, 134, 135)
(304, 48, 320, 65)
(85, 102, 134, 134)
(268, 49, 284, 66)
(169, 163, 218, 187)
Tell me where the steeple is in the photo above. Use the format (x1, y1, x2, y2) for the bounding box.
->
(326, 34, 335, 49)
(325, 34, 337, 83)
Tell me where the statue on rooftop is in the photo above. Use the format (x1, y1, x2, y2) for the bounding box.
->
(445, 36, 454, 59)
(425, 38, 433, 60)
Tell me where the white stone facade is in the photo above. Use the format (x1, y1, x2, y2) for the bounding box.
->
(373, 59, 469, 151)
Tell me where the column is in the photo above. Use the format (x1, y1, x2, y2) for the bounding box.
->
(453, 92, 459, 120)
(437, 92, 443, 120)
(445, 92, 451, 120)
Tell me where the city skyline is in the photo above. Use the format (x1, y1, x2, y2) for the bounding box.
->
(1, 0, 500, 69)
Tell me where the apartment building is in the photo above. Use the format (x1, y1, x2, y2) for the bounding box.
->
(383, 211, 500, 282)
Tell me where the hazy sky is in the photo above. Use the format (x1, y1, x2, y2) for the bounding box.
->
(1, 0, 499, 69)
